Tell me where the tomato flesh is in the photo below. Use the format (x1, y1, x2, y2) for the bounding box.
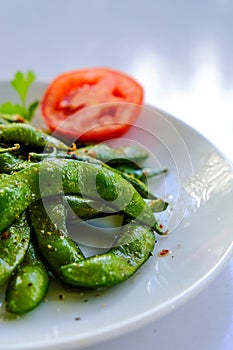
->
(41, 68, 143, 142)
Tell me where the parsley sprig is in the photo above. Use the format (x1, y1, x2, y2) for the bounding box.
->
(0, 70, 39, 122)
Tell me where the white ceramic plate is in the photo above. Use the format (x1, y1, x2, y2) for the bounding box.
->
(0, 82, 233, 350)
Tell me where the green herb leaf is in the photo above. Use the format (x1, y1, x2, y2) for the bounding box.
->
(0, 101, 25, 116)
(27, 100, 39, 120)
(0, 70, 38, 122)
(11, 70, 36, 105)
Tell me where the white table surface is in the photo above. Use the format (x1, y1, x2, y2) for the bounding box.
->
(0, 1, 233, 349)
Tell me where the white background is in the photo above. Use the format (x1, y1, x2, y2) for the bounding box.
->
(0, 1, 233, 349)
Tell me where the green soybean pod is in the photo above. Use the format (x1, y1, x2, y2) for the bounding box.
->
(113, 168, 159, 199)
(60, 222, 156, 288)
(65, 195, 117, 221)
(26, 148, 168, 204)
(52, 150, 165, 202)
(114, 164, 167, 182)
(0, 212, 30, 286)
(0, 159, 165, 235)
(75, 144, 149, 164)
(5, 241, 49, 314)
(59, 160, 164, 233)
(0, 174, 33, 233)
(29, 197, 85, 281)
(27, 150, 155, 199)
(0, 123, 69, 151)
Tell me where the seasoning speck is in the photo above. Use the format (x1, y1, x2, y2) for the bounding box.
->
(58, 294, 64, 300)
(2, 231, 11, 239)
(75, 317, 81, 321)
(158, 249, 171, 257)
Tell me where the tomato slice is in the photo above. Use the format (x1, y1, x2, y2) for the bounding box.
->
(40, 68, 143, 142)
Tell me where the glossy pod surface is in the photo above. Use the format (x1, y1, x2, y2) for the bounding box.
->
(0, 123, 69, 151)
(6, 241, 50, 314)
(0, 158, 164, 234)
(60, 222, 156, 288)
(0, 121, 169, 315)
(0, 213, 30, 286)
(29, 197, 84, 281)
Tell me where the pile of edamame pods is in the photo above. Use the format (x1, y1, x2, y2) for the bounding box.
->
(0, 120, 168, 315)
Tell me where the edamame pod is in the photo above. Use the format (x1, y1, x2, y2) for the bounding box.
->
(59, 159, 164, 232)
(5, 241, 49, 314)
(27, 149, 154, 198)
(114, 164, 167, 182)
(60, 222, 155, 288)
(0, 123, 69, 151)
(65, 195, 116, 221)
(0, 212, 30, 286)
(27, 150, 168, 202)
(0, 159, 165, 234)
(75, 144, 149, 165)
(29, 197, 84, 280)
(0, 175, 33, 233)
(113, 168, 159, 199)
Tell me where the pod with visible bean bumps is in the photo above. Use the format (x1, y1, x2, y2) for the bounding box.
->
(0, 212, 30, 286)
(29, 197, 85, 281)
(0, 159, 165, 235)
(65, 195, 117, 221)
(28, 149, 164, 201)
(60, 222, 156, 288)
(0, 123, 69, 151)
(0, 174, 33, 233)
(5, 241, 49, 314)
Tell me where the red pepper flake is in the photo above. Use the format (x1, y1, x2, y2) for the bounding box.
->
(158, 249, 170, 257)
(2, 231, 11, 239)
(159, 224, 163, 229)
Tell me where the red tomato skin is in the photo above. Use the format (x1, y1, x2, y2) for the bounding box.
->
(41, 67, 143, 142)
